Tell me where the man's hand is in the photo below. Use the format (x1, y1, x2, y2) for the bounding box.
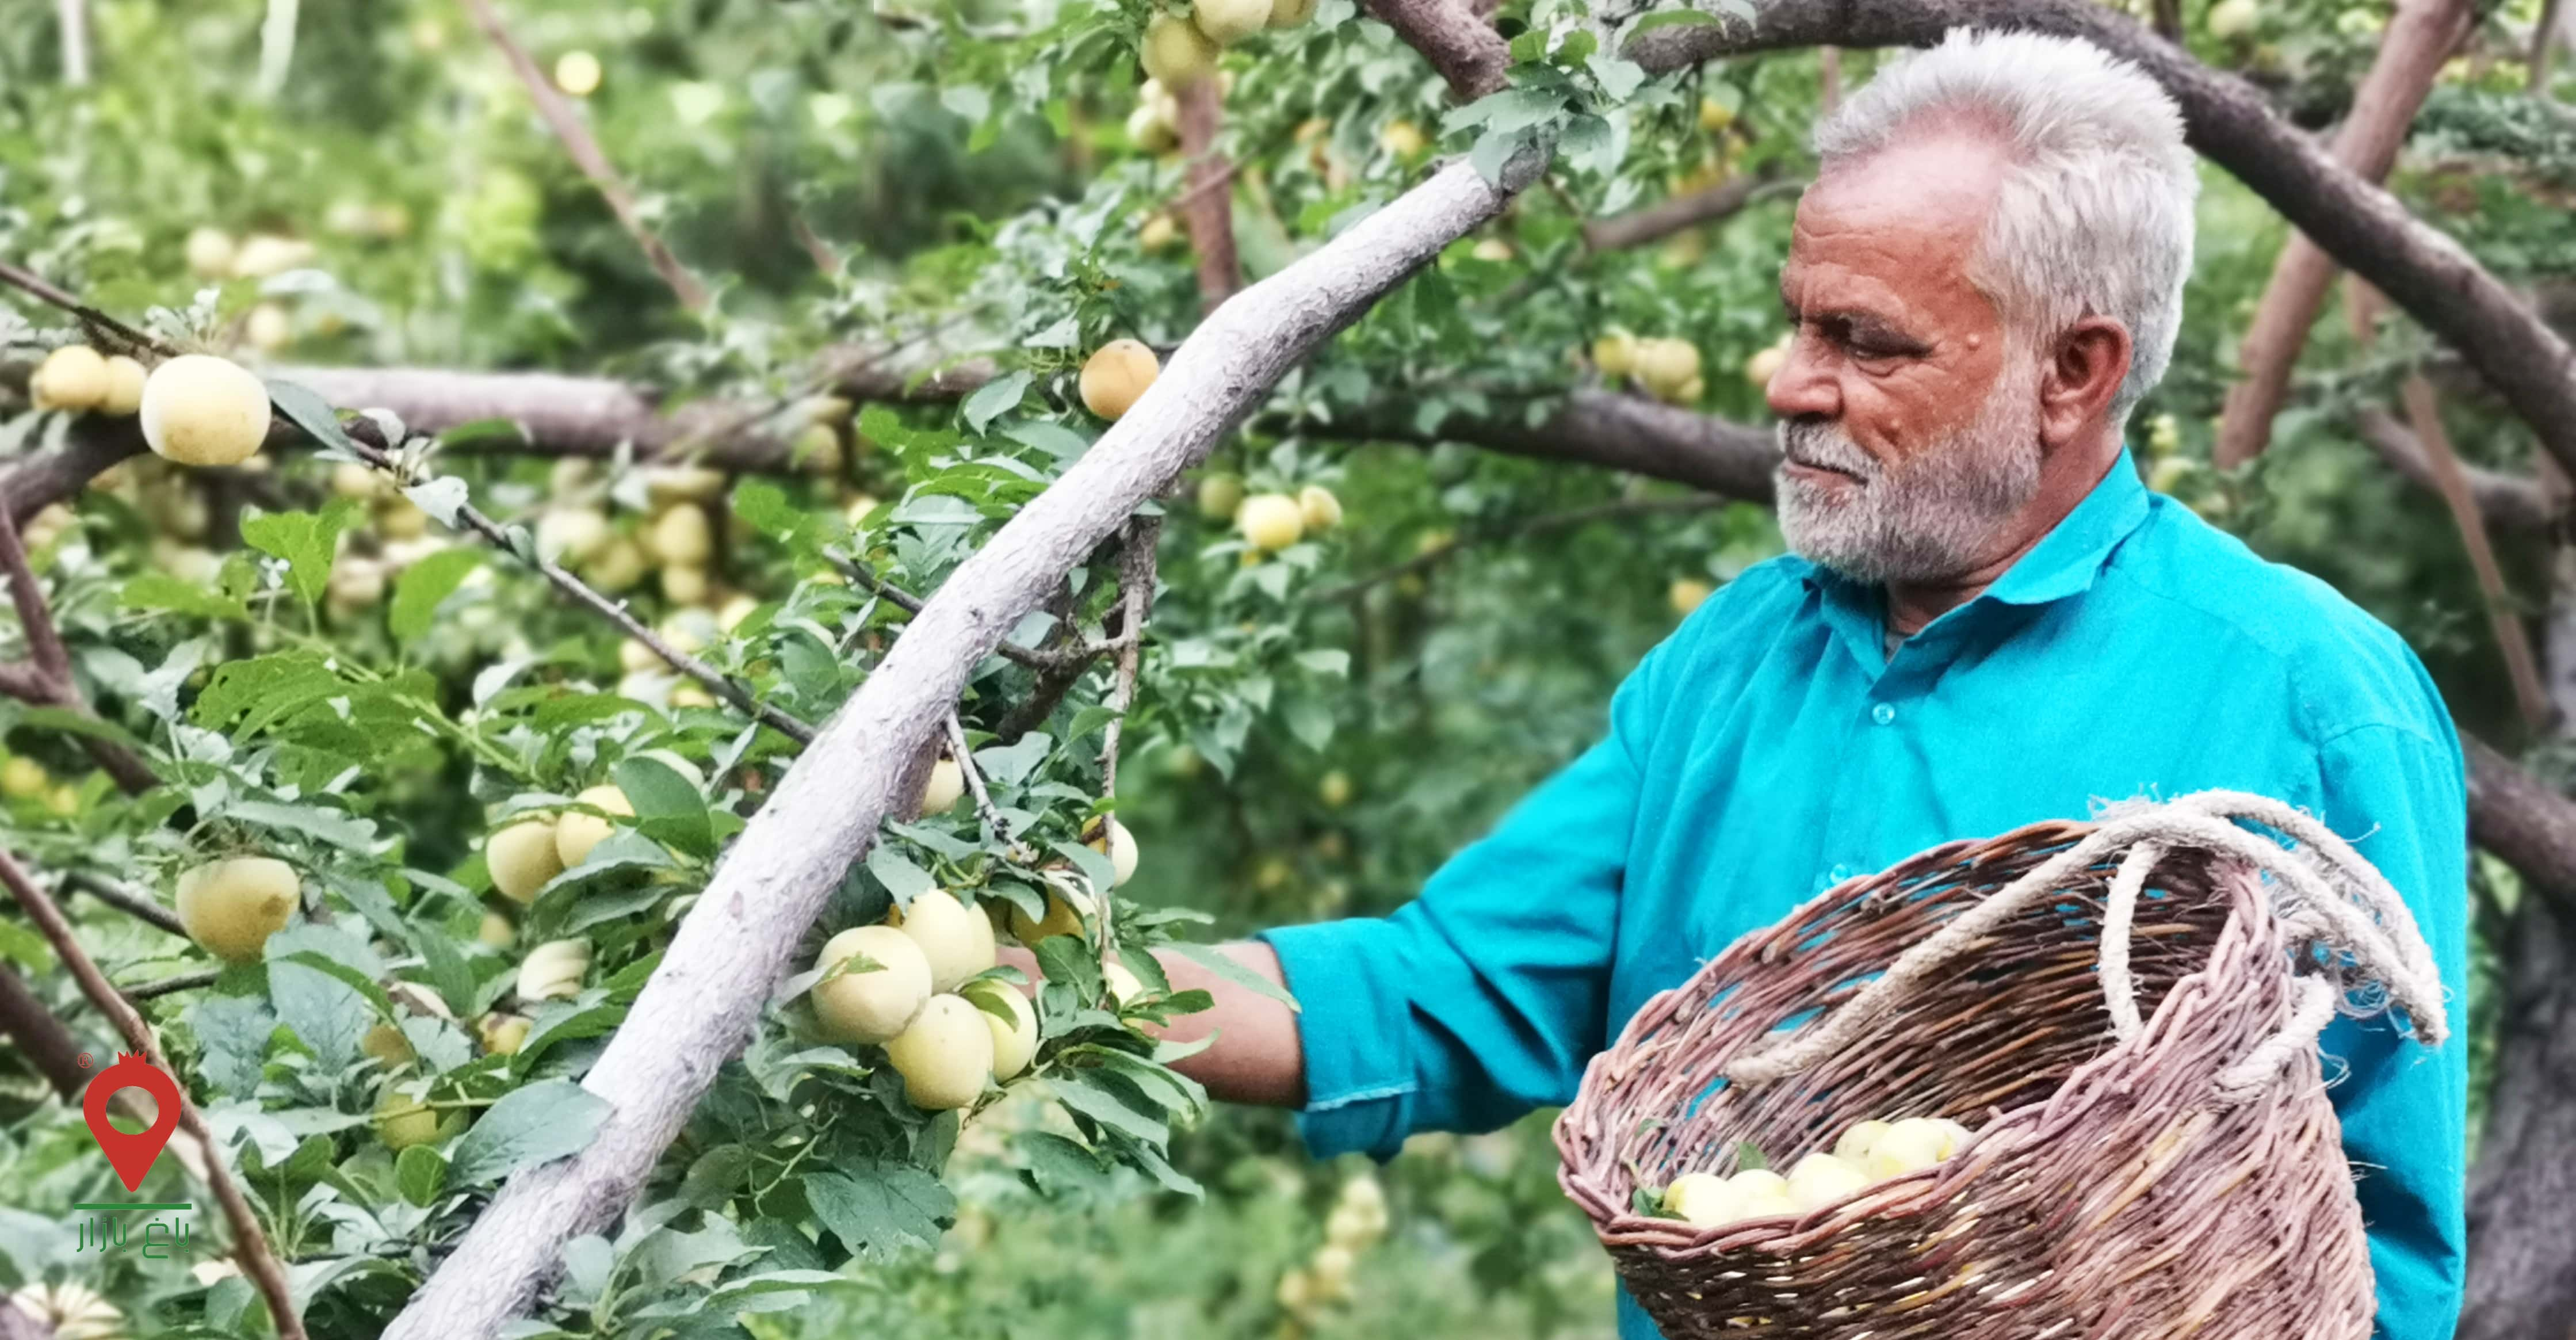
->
(996, 940, 1306, 1109)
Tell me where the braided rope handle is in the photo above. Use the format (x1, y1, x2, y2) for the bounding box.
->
(1723, 791, 2447, 1095)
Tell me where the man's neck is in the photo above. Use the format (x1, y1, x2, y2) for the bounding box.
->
(1879, 439, 2122, 647)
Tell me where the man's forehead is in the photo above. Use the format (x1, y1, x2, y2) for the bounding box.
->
(1783, 131, 2009, 304)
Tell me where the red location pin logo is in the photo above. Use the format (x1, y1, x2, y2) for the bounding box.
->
(83, 1053, 182, 1192)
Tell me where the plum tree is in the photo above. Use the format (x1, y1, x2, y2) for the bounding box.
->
(138, 355, 272, 467)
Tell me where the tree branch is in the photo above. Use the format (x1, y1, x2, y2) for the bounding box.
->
(383, 145, 1547, 1340)
(2356, 407, 2560, 536)
(1627, 0, 2576, 480)
(2399, 372, 2555, 727)
(0, 847, 304, 1340)
(1325, 389, 1779, 502)
(0, 480, 158, 794)
(1176, 81, 1241, 311)
(1099, 517, 1160, 800)
(62, 870, 186, 938)
(2212, 0, 2475, 468)
(1580, 170, 1796, 251)
(457, 0, 709, 312)
(1304, 492, 1733, 602)
(0, 964, 89, 1100)
(1363, 0, 1511, 100)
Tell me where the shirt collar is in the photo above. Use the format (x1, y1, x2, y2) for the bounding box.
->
(1799, 445, 2151, 612)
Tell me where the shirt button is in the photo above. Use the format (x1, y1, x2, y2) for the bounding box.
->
(1871, 703, 1897, 726)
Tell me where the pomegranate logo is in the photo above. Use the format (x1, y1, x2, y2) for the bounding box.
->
(82, 1053, 180, 1192)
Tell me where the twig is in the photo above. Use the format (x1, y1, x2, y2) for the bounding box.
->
(457, 0, 709, 313)
(1098, 517, 1160, 800)
(0, 260, 169, 359)
(1580, 171, 1797, 251)
(334, 425, 817, 745)
(63, 870, 186, 937)
(0, 847, 306, 1340)
(835, 557, 1114, 671)
(121, 968, 224, 1001)
(943, 713, 1034, 862)
(0, 482, 159, 794)
(1305, 493, 1732, 602)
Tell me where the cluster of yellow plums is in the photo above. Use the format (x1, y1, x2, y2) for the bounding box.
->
(1589, 331, 1704, 406)
(28, 343, 276, 469)
(1658, 1116, 1977, 1230)
(809, 815, 1141, 1112)
(1140, 0, 1323, 93)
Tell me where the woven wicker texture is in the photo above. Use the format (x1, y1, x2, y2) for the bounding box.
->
(1554, 791, 2447, 1339)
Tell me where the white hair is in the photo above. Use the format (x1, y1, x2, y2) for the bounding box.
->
(1814, 29, 2200, 423)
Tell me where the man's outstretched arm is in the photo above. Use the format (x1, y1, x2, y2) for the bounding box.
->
(997, 939, 1306, 1108)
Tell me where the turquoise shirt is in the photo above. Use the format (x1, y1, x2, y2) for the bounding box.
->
(1260, 448, 2468, 1339)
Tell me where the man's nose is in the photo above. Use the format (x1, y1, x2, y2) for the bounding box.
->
(1764, 333, 1838, 421)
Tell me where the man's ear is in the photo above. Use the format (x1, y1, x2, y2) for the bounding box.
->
(2039, 316, 2133, 449)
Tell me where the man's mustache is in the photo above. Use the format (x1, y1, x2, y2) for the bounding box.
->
(1776, 421, 1878, 480)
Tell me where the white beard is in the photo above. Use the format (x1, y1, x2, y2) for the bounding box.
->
(1774, 358, 2045, 585)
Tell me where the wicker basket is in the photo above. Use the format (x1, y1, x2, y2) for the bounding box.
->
(1554, 791, 2447, 1339)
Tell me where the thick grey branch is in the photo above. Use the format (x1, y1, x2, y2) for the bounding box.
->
(381, 148, 1548, 1340)
(2356, 407, 2559, 535)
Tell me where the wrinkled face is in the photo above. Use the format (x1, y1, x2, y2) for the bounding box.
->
(1768, 131, 2045, 584)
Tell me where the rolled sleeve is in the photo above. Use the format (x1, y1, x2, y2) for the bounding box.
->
(1261, 915, 1424, 1159)
(1256, 641, 1667, 1161)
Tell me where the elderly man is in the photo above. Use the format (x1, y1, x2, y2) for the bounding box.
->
(1130, 28, 2468, 1338)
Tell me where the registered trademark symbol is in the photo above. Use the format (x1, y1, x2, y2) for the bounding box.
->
(76, 1052, 92, 1069)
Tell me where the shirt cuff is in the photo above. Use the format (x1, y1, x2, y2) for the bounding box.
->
(1258, 917, 1420, 1161)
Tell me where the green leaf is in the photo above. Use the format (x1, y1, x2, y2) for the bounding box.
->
(1051, 1071, 1168, 1144)
(227, 798, 379, 852)
(269, 959, 369, 1071)
(1164, 942, 1300, 1013)
(445, 1079, 614, 1186)
(240, 503, 364, 606)
(805, 1163, 954, 1255)
(262, 379, 357, 453)
(396, 1145, 447, 1207)
(960, 371, 1031, 432)
(865, 847, 937, 906)
(389, 548, 485, 644)
(1735, 1139, 1769, 1173)
(1012, 1131, 1109, 1198)
(613, 755, 712, 858)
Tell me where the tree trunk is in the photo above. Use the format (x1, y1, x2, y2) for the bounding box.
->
(2460, 889, 2576, 1338)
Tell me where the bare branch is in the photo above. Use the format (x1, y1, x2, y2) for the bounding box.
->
(1580, 170, 1796, 252)
(1627, 0, 2576, 480)
(1363, 0, 1511, 100)
(457, 0, 709, 312)
(1305, 493, 1732, 602)
(119, 968, 224, 1002)
(56, 0, 88, 86)
(0, 964, 90, 1099)
(2213, 0, 2474, 468)
(0, 847, 304, 1340)
(2355, 407, 2560, 535)
(1327, 389, 1780, 502)
(2399, 373, 2555, 727)
(1176, 81, 1241, 310)
(1099, 517, 1160, 800)
(0, 480, 158, 793)
(63, 870, 186, 938)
